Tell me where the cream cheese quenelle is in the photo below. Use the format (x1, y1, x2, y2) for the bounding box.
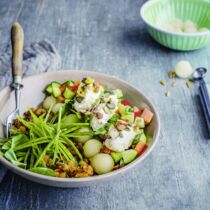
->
(90, 93, 118, 131)
(73, 79, 103, 113)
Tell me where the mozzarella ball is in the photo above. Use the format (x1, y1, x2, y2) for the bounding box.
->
(198, 28, 209, 32)
(183, 20, 197, 33)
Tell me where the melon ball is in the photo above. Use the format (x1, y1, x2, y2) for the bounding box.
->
(171, 18, 184, 29)
(175, 60, 193, 79)
(199, 28, 209, 32)
(164, 24, 175, 32)
(183, 20, 197, 33)
(164, 24, 183, 33)
(90, 153, 114, 175)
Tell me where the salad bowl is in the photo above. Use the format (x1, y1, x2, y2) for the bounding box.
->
(0, 70, 160, 188)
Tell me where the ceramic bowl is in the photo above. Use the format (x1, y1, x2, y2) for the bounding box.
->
(0, 70, 160, 188)
(140, 0, 210, 51)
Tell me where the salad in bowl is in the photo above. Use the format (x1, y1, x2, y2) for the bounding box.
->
(0, 76, 154, 178)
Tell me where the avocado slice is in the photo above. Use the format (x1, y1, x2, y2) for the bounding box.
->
(122, 149, 137, 164)
(111, 152, 122, 163)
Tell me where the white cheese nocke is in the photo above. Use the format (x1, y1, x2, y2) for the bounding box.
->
(91, 94, 118, 131)
(105, 125, 137, 152)
(73, 83, 103, 113)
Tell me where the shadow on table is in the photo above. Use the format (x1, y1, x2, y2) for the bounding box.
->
(121, 27, 207, 54)
(193, 95, 210, 140)
(0, 170, 87, 191)
(121, 27, 171, 53)
(0, 171, 88, 209)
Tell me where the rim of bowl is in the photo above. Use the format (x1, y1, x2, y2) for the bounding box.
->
(0, 70, 160, 183)
(140, 0, 210, 37)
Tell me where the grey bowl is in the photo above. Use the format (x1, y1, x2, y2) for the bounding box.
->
(0, 70, 160, 188)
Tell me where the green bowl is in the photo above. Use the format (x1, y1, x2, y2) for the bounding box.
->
(140, 0, 210, 51)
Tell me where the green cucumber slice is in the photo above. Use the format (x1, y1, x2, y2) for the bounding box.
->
(45, 84, 53, 94)
(110, 152, 122, 163)
(113, 89, 123, 99)
(63, 88, 75, 99)
(122, 149, 137, 164)
(52, 82, 61, 97)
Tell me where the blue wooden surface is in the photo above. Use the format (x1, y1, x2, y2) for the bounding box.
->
(1, 0, 210, 209)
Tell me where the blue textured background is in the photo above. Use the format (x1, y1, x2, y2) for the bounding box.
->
(0, 0, 210, 209)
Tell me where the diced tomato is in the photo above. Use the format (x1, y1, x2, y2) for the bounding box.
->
(59, 85, 67, 92)
(134, 110, 141, 120)
(69, 85, 78, 91)
(121, 100, 130, 106)
(141, 108, 154, 125)
(134, 141, 147, 156)
(67, 80, 81, 91)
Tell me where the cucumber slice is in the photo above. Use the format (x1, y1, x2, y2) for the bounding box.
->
(118, 103, 126, 115)
(52, 82, 61, 97)
(111, 152, 122, 163)
(139, 133, 146, 143)
(45, 84, 53, 94)
(132, 132, 146, 145)
(52, 81, 61, 86)
(135, 117, 145, 128)
(113, 89, 123, 99)
(63, 80, 74, 86)
(122, 149, 137, 164)
(63, 88, 75, 99)
(121, 112, 134, 123)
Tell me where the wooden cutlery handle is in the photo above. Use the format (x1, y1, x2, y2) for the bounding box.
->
(11, 22, 24, 82)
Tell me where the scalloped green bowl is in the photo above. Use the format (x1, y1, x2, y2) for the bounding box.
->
(140, 0, 210, 51)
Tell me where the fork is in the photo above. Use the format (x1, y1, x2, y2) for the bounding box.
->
(5, 22, 24, 138)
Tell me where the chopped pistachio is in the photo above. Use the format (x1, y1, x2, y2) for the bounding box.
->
(165, 91, 171, 97)
(95, 112, 103, 119)
(76, 96, 84, 103)
(168, 71, 176, 79)
(171, 81, 177, 87)
(186, 80, 191, 88)
(160, 80, 166, 86)
(85, 77, 94, 85)
(106, 102, 116, 109)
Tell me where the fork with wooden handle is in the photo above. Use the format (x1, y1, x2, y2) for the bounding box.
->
(5, 22, 24, 137)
